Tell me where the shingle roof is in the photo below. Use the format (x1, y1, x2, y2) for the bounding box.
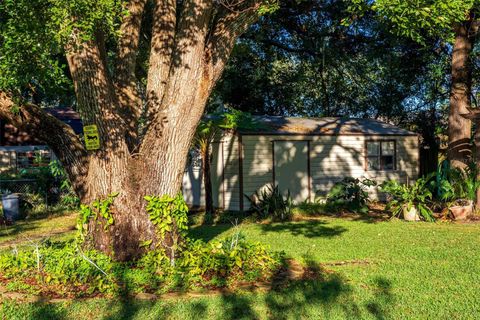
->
(239, 116, 416, 136)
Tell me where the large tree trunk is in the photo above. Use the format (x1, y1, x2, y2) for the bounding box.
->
(447, 20, 475, 168)
(0, 0, 264, 261)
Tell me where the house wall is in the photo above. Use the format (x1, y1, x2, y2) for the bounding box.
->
(242, 134, 419, 204)
(182, 134, 241, 210)
(183, 133, 419, 211)
(0, 146, 53, 173)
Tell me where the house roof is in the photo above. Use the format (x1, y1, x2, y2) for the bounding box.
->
(238, 116, 416, 136)
(46, 108, 83, 134)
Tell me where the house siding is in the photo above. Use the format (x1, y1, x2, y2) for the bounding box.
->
(183, 133, 419, 211)
(182, 134, 241, 211)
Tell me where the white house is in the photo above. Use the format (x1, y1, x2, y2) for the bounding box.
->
(183, 116, 419, 211)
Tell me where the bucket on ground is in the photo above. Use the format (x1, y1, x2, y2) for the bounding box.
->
(2, 193, 20, 221)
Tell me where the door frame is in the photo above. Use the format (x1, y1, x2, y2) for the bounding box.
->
(271, 139, 312, 202)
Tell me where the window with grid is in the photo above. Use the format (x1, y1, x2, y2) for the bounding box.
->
(366, 141, 396, 171)
(16, 150, 51, 169)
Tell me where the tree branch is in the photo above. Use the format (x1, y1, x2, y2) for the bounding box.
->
(115, 0, 148, 148)
(66, 35, 129, 154)
(207, 1, 263, 83)
(0, 92, 89, 199)
(144, 0, 177, 126)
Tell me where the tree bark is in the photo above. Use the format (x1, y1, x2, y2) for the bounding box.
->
(114, 0, 148, 149)
(447, 19, 476, 168)
(0, 0, 264, 261)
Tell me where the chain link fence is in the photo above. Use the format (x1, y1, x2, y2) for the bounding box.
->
(0, 179, 39, 194)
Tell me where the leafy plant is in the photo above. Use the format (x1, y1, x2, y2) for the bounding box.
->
(381, 174, 435, 221)
(433, 160, 480, 205)
(245, 184, 293, 221)
(77, 192, 118, 242)
(49, 160, 79, 209)
(144, 194, 189, 266)
(325, 177, 376, 214)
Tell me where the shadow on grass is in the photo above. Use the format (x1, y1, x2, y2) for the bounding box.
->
(0, 222, 38, 238)
(188, 224, 233, 242)
(1, 271, 394, 320)
(365, 277, 394, 320)
(0, 211, 75, 241)
(260, 220, 347, 238)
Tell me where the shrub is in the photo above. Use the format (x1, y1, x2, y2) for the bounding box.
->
(0, 240, 121, 296)
(325, 177, 376, 214)
(245, 184, 293, 221)
(380, 174, 434, 221)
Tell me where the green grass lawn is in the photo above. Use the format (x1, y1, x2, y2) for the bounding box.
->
(1, 216, 480, 319)
(0, 213, 76, 250)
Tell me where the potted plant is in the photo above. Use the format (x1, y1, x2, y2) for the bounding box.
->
(380, 174, 435, 222)
(449, 199, 473, 220)
(449, 167, 478, 220)
(436, 162, 479, 221)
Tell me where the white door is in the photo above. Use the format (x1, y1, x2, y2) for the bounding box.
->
(273, 141, 310, 203)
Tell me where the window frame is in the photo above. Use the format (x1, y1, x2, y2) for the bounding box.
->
(365, 139, 397, 172)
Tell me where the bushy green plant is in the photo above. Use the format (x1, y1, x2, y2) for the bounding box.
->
(0, 192, 284, 298)
(325, 177, 376, 214)
(381, 174, 435, 221)
(49, 160, 80, 209)
(0, 240, 120, 296)
(245, 184, 293, 221)
(180, 236, 283, 286)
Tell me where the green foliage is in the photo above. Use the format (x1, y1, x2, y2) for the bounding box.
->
(0, 0, 124, 93)
(48, 0, 126, 43)
(180, 236, 283, 285)
(49, 160, 80, 209)
(0, 240, 119, 296)
(348, 0, 476, 43)
(77, 193, 118, 241)
(212, 0, 441, 121)
(325, 177, 376, 214)
(0, 235, 283, 297)
(258, 0, 280, 16)
(380, 175, 435, 221)
(433, 161, 480, 204)
(245, 184, 293, 221)
(145, 194, 189, 239)
(144, 194, 189, 266)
